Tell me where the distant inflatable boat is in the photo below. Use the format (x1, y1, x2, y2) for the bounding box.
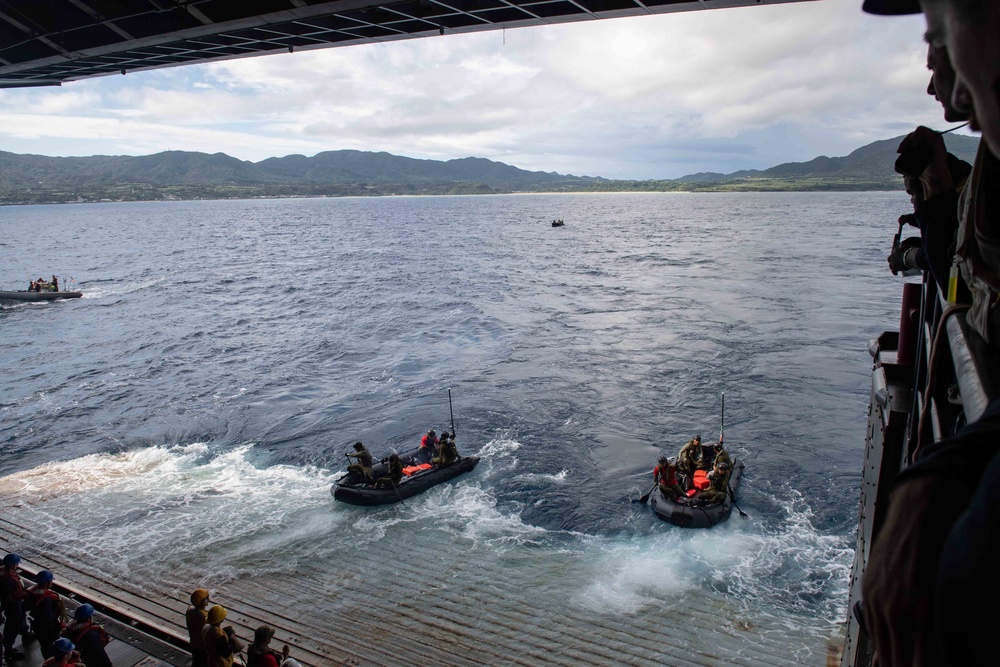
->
(551, 220, 564, 227)
(0, 290, 82, 302)
(332, 445, 480, 506)
(649, 460, 744, 528)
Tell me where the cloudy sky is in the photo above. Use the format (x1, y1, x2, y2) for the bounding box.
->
(0, 0, 966, 179)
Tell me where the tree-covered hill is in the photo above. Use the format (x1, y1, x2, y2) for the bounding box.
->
(0, 132, 982, 205)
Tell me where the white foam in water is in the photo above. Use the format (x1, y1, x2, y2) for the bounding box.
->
(0, 436, 850, 644)
(0, 444, 341, 583)
(343, 435, 550, 551)
(512, 468, 570, 485)
(470, 434, 520, 480)
(572, 536, 703, 614)
(81, 275, 169, 299)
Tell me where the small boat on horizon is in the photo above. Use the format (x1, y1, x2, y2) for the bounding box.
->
(551, 219, 564, 227)
(0, 289, 82, 302)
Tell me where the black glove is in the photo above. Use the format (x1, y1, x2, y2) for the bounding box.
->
(888, 236, 922, 275)
(898, 213, 918, 228)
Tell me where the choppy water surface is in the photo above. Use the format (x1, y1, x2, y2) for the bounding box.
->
(0, 192, 908, 665)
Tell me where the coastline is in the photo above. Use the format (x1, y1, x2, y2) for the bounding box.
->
(0, 185, 904, 207)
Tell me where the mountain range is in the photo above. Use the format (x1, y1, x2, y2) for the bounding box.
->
(0, 133, 981, 206)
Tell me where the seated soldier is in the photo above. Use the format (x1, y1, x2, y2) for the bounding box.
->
(654, 456, 686, 501)
(374, 453, 403, 488)
(432, 432, 458, 466)
(345, 442, 374, 484)
(417, 429, 438, 463)
(677, 435, 702, 477)
(711, 437, 732, 471)
(696, 461, 732, 505)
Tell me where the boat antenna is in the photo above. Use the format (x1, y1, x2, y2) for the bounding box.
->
(720, 392, 725, 445)
(448, 388, 456, 439)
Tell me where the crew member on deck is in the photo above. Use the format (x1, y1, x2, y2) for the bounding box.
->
(27, 570, 66, 660)
(0, 553, 27, 664)
(186, 588, 211, 667)
(51, 276, 59, 292)
(246, 625, 293, 667)
(62, 604, 111, 667)
(346, 442, 374, 484)
(43, 638, 81, 667)
(202, 605, 244, 667)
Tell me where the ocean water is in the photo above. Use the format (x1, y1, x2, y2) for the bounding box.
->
(0, 192, 908, 665)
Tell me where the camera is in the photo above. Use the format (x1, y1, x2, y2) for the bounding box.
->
(895, 141, 933, 177)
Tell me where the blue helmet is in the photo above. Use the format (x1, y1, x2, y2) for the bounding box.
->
(2, 553, 20, 567)
(37, 570, 54, 584)
(74, 603, 95, 621)
(52, 638, 75, 656)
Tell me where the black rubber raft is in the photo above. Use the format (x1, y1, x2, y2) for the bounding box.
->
(332, 445, 480, 506)
(649, 460, 744, 528)
(0, 290, 82, 302)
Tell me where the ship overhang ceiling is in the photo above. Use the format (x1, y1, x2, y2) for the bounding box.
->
(0, 0, 813, 89)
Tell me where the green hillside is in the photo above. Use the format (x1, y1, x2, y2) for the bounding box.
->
(0, 133, 983, 205)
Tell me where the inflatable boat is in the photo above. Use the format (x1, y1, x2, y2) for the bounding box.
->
(649, 460, 744, 528)
(0, 290, 82, 302)
(332, 445, 479, 506)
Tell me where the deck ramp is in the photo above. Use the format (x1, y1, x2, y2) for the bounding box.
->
(0, 511, 839, 667)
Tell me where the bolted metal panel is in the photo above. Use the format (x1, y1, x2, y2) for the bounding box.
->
(0, 0, 816, 88)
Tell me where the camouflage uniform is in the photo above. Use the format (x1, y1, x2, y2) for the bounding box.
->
(432, 436, 458, 465)
(374, 456, 404, 488)
(697, 464, 730, 504)
(677, 437, 702, 476)
(346, 443, 374, 483)
(712, 445, 732, 472)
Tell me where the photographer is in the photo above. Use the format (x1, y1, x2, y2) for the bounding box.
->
(887, 127, 971, 294)
(202, 605, 245, 667)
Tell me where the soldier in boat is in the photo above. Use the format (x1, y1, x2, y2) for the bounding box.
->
(345, 442, 374, 484)
(417, 429, 438, 463)
(711, 437, 732, 472)
(432, 431, 458, 466)
(374, 453, 404, 488)
(694, 461, 731, 506)
(653, 456, 686, 502)
(677, 434, 703, 478)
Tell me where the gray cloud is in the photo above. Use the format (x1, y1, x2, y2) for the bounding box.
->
(0, 0, 952, 179)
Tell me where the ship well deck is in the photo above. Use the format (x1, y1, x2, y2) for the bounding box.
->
(0, 511, 841, 667)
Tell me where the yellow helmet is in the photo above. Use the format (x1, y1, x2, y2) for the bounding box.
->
(207, 605, 227, 625)
(190, 588, 210, 606)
